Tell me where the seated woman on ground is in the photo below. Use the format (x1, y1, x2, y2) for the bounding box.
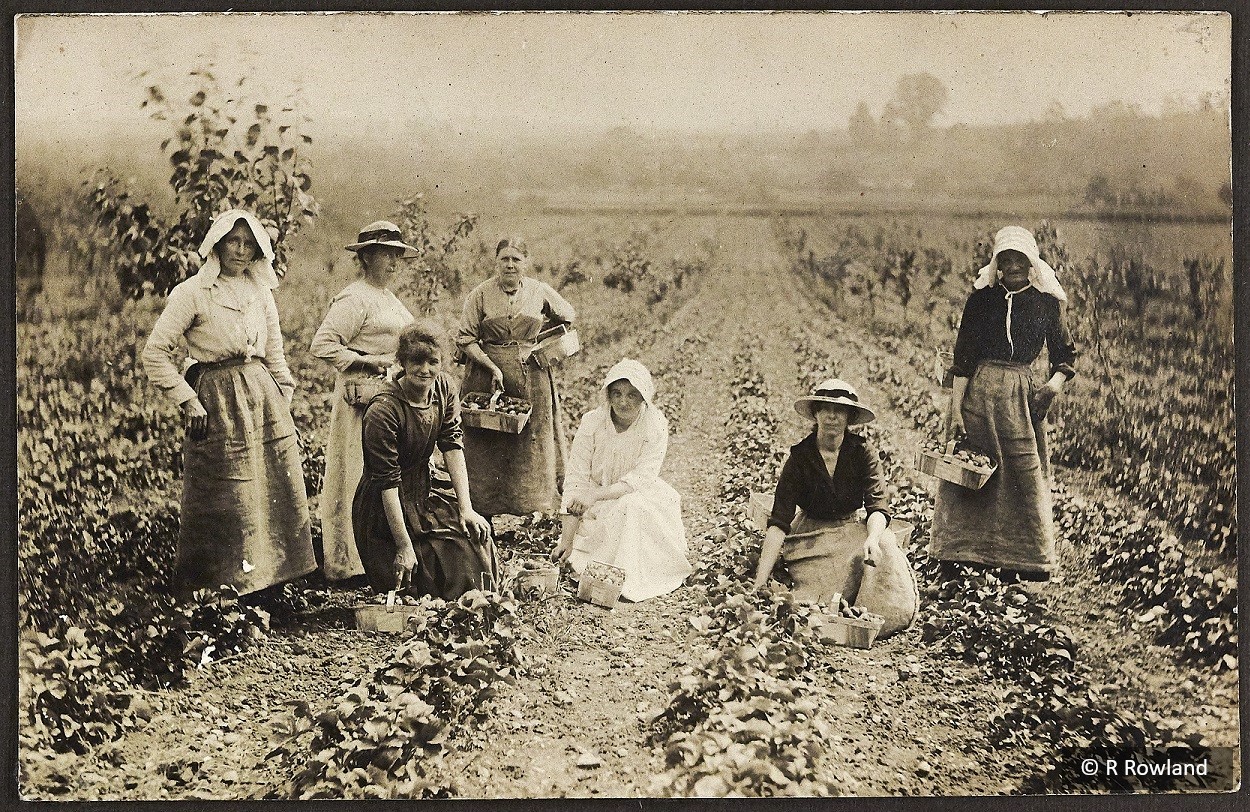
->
(551, 358, 691, 602)
(752, 378, 896, 603)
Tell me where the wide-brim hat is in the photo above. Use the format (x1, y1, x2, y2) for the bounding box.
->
(345, 220, 419, 258)
(794, 377, 876, 425)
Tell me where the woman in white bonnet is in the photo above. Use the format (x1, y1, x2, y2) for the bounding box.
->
(552, 358, 691, 601)
(931, 225, 1078, 583)
(142, 209, 315, 597)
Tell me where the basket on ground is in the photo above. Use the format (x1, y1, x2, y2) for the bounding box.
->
(513, 559, 559, 596)
(354, 591, 424, 632)
(577, 561, 626, 608)
(530, 325, 581, 369)
(914, 441, 996, 490)
(461, 391, 532, 433)
(343, 373, 389, 407)
(817, 610, 886, 649)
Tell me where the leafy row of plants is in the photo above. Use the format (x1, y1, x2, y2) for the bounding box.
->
(645, 349, 844, 797)
(267, 590, 523, 799)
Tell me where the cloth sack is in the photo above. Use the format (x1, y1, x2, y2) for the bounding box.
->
(855, 521, 920, 639)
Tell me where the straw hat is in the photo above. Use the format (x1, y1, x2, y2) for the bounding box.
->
(345, 220, 419, 257)
(794, 378, 876, 425)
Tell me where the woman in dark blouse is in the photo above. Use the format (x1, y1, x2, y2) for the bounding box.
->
(752, 378, 893, 600)
(931, 226, 1078, 582)
(353, 321, 495, 599)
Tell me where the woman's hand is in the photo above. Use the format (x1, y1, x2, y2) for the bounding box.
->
(566, 488, 602, 516)
(459, 509, 493, 546)
(394, 543, 418, 589)
(946, 408, 965, 442)
(1031, 379, 1063, 421)
(551, 537, 573, 564)
(183, 397, 209, 439)
(489, 364, 505, 392)
(862, 533, 883, 565)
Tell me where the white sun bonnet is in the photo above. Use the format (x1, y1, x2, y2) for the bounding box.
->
(973, 226, 1067, 302)
(195, 209, 280, 289)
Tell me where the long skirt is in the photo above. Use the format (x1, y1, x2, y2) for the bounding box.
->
(318, 374, 367, 580)
(177, 361, 315, 597)
(461, 344, 567, 515)
(353, 467, 498, 599)
(567, 479, 691, 602)
(929, 361, 1056, 575)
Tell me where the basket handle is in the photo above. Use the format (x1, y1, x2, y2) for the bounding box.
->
(944, 439, 957, 457)
(385, 590, 397, 613)
(488, 389, 503, 410)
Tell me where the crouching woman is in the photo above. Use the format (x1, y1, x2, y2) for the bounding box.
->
(753, 378, 894, 602)
(552, 358, 692, 601)
(352, 321, 495, 599)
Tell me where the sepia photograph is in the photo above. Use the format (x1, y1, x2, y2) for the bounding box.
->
(13, 9, 1239, 801)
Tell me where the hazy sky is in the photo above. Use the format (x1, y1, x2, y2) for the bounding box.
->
(15, 11, 1231, 139)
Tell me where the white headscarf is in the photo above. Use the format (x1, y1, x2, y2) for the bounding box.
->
(973, 226, 1068, 303)
(602, 357, 655, 407)
(195, 209, 280, 290)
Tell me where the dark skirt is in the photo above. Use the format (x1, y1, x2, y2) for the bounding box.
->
(929, 361, 1056, 575)
(177, 360, 315, 597)
(461, 343, 567, 515)
(353, 466, 498, 599)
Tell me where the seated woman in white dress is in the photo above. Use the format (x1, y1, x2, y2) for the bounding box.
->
(551, 358, 691, 601)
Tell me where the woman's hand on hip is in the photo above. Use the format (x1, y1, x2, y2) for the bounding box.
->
(183, 396, 209, 439)
(1032, 382, 1061, 420)
(459, 509, 493, 545)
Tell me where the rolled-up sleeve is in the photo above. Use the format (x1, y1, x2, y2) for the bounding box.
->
(262, 291, 296, 402)
(859, 442, 891, 526)
(540, 281, 576, 325)
(436, 375, 464, 452)
(311, 291, 369, 373)
(142, 284, 199, 406)
(1047, 300, 1078, 381)
(361, 398, 403, 490)
(455, 286, 486, 349)
(619, 410, 668, 492)
(766, 455, 801, 534)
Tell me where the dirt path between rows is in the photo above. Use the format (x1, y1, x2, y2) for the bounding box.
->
(47, 216, 1237, 800)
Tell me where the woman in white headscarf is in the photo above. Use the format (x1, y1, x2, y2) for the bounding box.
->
(142, 209, 315, 597)
(551, 358, 690, 602)
(931, 225, 1078, 582)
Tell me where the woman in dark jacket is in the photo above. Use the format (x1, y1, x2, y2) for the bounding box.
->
(752, 378, 893, 601)
(353, 321, 494, 599)
(931, 225, 1078, 582)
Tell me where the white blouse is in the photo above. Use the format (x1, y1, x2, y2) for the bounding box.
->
(310, 280, 414, 373)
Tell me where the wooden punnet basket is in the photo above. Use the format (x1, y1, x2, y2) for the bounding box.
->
(530, 325, 581, 369)
(915, 441, 996, 490)
(513, 560, 560, 596)
(461, 391, 532, 434)
(818, 611, 886, 649)
(577, 561, 626, 608)
(354, 591, 424, 633)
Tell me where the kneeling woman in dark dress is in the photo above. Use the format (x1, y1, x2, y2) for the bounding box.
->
(353, 321, 495, 598)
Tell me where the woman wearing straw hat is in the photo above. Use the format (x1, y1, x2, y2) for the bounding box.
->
(752, 379, 895, 600)
(455, 236, 576, 519)
(142, 209, 314, 597)
(311, 221, 418, 582)
(931, 225, 1078, 582)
